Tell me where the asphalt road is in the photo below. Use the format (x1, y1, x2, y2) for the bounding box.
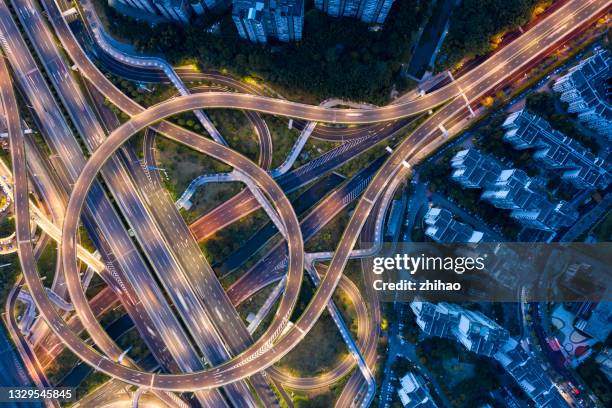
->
(6, 0, 609, 396)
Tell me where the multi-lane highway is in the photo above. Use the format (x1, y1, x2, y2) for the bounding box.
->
(4, 0, 610, 404)
(18, 0, 606, 392)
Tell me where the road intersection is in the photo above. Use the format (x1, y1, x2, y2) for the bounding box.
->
(2, 0, 610, 405)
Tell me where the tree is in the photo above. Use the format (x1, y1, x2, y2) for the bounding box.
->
(437, 0, 541, 70)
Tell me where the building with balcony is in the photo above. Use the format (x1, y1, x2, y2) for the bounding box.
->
(153, 0, 192, 23)
(232, 0, 304, 43)
(452, 310, 510, 357)
(423, 207, 483, 243)
(553, 48, 611, 138)
(115, 0, 158, 16)
(480, 169, 577, 231)
(397, 372, 438, 408)
(480, 169, 542, 210)
(315, 0, 396, 24)
(494, 338, 569, 408)
(502, 109, 610, 189)
(449, 149, 578, 232)
(574, 301, 612, 343)
(411, 302, 568, 408)
(450, 148, 503, 189)
(232, 1, 267, 42)
(410, 301, 462, 338)
(510, 200, 578, 232)
(113, 0, 229, 22)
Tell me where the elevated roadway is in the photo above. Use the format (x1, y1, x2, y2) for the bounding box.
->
(9, 0, 610, 394)
(0, 44, 184, 408)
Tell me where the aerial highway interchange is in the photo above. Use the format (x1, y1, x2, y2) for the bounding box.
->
(0, 0, 609, 407)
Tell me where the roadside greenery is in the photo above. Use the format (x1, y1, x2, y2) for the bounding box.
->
(0, 253, 18, 307)
(36, 240, 57, 284)
(99, 0, 430, 103)
(436, 0, 546, 70)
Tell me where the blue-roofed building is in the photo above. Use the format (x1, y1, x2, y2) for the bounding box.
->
(502, 109, 610, 189)
(553, 48, 611, 138)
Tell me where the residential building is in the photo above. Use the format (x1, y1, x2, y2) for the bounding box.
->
(510, 200, 578, 232)
(233, 1, 267, 43)
(494, 338, 569, 408)
(553, 48, 611, 138)
(411, 302, 568, 408)
(410, 302, 462, 338)
(315, 0, 396, 24)
(269, 0, 304, 42)
(153, 0, 192, 23)
(397, 372, 438, 408)
(574, 301, 612, 342)
(481, 169, 539, 210)
(423, 207, 483, 243)
(232, 0, 304, 43)
(113, 0, 229, 23)
(480, 169, 577, 231)
(450, 148, 503, 189)
(502, 109, 610, 189)
(449, 148, 578, 232)
(452, 310, 509, 357)
(115, 0, 158, 15)
(201, 0, 231, 9)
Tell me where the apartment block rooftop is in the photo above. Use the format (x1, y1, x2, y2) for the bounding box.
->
(397, 372, 439, 408)
(553, 48, 611, 138)
(423, 207, 484, 243)
(502, 109, 609, 189)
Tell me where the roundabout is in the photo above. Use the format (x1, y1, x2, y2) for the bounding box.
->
(16, 94, 304, 390)
(4, 0, 608, 399)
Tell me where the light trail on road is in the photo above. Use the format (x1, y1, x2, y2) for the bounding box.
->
(6, 0, 609, 396)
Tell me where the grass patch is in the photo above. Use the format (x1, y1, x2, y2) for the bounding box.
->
(46, 348, 79, 385)
(305, 207, 351, 252)
(36, 240, 56, 285)
(200, 208, 268, 268)
(276, 309, 348, 377)
(154, 136, 239, 223)
(262, 115, 300, 169)
(207, 109, 259, 162)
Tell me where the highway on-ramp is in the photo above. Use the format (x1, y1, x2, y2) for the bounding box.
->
(7, 0, 610, 395)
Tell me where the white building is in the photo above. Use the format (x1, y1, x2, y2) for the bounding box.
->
(315, 0, 396, 24)
(450, 148, 503, 189)
(502, 109, 610, 189)
(411, 302, 569, 408)
(114, 0, 229, 23)
(480, 168, 578, 231)
(452, 310, 509, 357)
(553, 49, 611, 138)
(397, 372, 438, 408)
(423, 207, 483, 243)
(232, 0, 304, 43)
(153, 0, 192, 23)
